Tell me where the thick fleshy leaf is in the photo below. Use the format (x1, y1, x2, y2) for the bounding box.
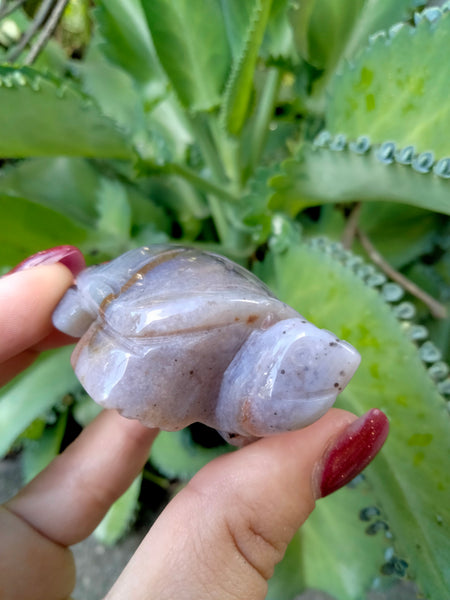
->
(21, 412, 68, 484)
(269, 142, 450, 216)
(220, 0, 273, 135)
(96, 178, 131, 242)
(94, 474, 142, 545)
(291, 0, 424, 71)
(261, 0, 296, 61)
(300, 482, 400, 599)
(0, 158, 170, 256)
(0, 194, 88, 268)
(79, 43, 150, 151)
(327, 7, 450, 157)
(151, 429, 234, 480)
(255, 237, 450, 599)
(266, 527, 303, 599)
(0, 66, 132, 158)
(94, 0, 166, 97)
(220, 0, 255, 58)
(291, 0, 364, 69)
(72, 393, 103, 428)
(141, 0, 231, 111)
(0, 158, 100, 226)
(0, 348, 77, 458)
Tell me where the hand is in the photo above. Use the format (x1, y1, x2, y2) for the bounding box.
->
(0, 247, 389, 600)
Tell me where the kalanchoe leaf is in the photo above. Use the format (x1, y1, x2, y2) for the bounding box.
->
(326, 7, 450, 157)
(94, 0, 167, 98)
(94, 474, 142, 546)
(269, 140, 450, 216)
(255, 237, 450, 598)
(0, 66, 133, 158)
(0, 158, 100, 227)
(0, 194, 89, 269)
(150, 428, 234, 480)
(21, 412, 68, 484)
(290, 0, 424, 73)
(299, 481, 402, 599)
(0, 347, 77, 458)
(220, 0, 273, 135)
(141, 0, 231, 111)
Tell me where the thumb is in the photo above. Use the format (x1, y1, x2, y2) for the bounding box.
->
(106, 408, 388, 600)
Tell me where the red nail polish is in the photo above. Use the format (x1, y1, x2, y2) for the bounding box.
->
(318, 409, 389, 498)
(6, 246, 86, 277)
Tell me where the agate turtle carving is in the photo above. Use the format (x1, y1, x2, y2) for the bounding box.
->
(53, 245, 360, 445)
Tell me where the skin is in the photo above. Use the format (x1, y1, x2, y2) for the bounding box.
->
(0, 263, 364, 600)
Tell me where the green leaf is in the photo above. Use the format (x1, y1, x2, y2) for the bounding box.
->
(151, 429, 234, 480)
(0, 157, 170, 260)
(141, 0, 231, 111)
(220, 0, 273, 135)
(234, 165, 281, 244)
(267, 529, 303, 599)
(261, 0, 296, 62)
(255, 237, 450, 599)
(94, 474, 142, 545)
(339, 0, 426, 62)
(291, 0, 365, 69)
(0, 194, 88, 268)
(0, 158, 100, 226)
(291, 0, 423, 71)
(269, 142, 450, 216)
(72, 393, 102, 428)
(79, 42, 150, 151)
(0, 66, 132, 158)
(94, 0, 167, 98)
(326, 9, 450, 157)
(22, 411, 68, 484)
(0, 347, 77, 458)
(300, 483, 398, 599)
(145, 176, 209, 240)
(220, 0, 255, 57)
(17, 417, 46, 442)
(96, 178, 131, 242)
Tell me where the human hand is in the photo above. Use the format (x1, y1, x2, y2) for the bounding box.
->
(0, 247, 389, 600)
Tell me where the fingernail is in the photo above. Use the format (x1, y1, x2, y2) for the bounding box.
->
(6, 246, 85, 278)
(318, 409, 389, 499)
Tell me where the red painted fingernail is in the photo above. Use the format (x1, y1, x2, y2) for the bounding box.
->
(6, 246, 85, 277)
(318, 409, 389, 498)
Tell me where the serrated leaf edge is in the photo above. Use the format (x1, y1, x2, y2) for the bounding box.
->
(311, 130, 450, 179)
(0, 66, 132, 149)
(302, 235, 450, 408)
(220, 0, 272, 135)
(334, 1, 450, 77)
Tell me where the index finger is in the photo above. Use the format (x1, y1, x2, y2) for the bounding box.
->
(0, 264, 75, 383)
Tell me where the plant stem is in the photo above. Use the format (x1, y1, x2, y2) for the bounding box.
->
(0, 0, 27, 20)
(159, 162, 238, 205)
(6, 0, 55, 62)
(24, 0, 69, 65)
(187, 113, 228, 184)
(342, 202, 361, 249)
(207, 115, 242, 188)
(357, 228, 448, 320)
(247, 67, 282, 174)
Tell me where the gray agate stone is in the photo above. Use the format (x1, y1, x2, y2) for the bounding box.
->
(52, 246, 360, 445)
